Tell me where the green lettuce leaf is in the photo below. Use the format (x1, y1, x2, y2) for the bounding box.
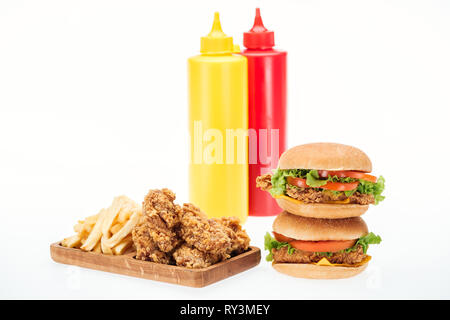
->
(305, 170, 328, 187)
(269, 169, 310, 196)
(351, 232, 382, 254)
(344, 189, 357, 197)
(357, 176, 385, 205)
(315, 251, 333, 257)
(269, 169, 386, 205)
(264, 232, 295, 261)
(269, 169, 290, 196)
(327, 175, 358, 183)
(316, 232, 382, 256)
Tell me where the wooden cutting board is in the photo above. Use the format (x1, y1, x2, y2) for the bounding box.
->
(50, 242, 261, 288)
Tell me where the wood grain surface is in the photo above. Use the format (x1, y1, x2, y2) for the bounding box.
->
(50, 242, 261, 288)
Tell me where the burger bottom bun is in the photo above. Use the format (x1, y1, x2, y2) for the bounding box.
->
(276, 198, 369, 219)
(272, 262, 368, 279)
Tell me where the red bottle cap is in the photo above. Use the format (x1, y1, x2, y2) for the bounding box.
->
(244, 8, 275, 49)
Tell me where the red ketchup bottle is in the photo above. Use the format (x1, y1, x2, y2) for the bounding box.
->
(241, 8, 287, 216)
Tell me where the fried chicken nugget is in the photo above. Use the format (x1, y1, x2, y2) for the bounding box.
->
(143, 188, 181, 228)
(211, 216, 250, 255)
(140, 211, 181, 252)
(132, 188, 250, 269)
(140, 189, 183, 252)
(179, 203, 232, 257)
(132, 189, 183, 261)
(173, 243, 223, 269)
(132, 216, 172, 264)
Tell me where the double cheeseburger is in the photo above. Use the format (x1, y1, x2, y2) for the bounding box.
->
(265, 212, 381, 279)
(256, 142, 385, 219)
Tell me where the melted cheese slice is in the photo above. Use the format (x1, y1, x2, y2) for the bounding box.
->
(274, 195, 350, 205)
(315, 255, 372, 268)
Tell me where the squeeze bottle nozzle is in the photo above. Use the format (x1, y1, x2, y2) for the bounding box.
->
(244, 8, 275, 49)
(201, 12, 233, 54)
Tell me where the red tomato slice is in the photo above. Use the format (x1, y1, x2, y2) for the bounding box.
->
(321, 181, 359, 191)
(289, 239, 357, 253)
(287, 176, 359, 191)
(273, 232, 295, 243)
(354, 173, 377, 183)
(286, 177, 308, 188)
(318, 170, 340, 178)
(318, 170, 377, 183)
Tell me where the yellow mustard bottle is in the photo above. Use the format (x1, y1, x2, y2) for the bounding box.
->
(188, 12, 248, 222)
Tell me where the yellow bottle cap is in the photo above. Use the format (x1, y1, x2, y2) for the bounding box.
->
(201, 12, 233, 54)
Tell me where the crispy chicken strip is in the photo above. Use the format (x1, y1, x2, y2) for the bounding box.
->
(212, 216, 250, 255)
(140, 211, 181, 252)
(179, 203, 232, 257)
(256, 173, 272, 191)
(132, 216, 172, 264)
(173, 243, 223, 269)
(132, 188, 250, 268)
(140, 189, 183, 252)
(143, 188, 181, 228)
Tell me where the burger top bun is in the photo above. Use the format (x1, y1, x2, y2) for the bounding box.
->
(278, 142, 372, 172)
(273, 211, 368, 241)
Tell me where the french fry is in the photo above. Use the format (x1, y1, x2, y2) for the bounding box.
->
(77, 224, 94, 236)
(86, 224, 95, 233)
(73, 223, 83, 233)
(80, 208, 107, 252)
(112, 236, 133, 255)
(78, 230, 89, 242)
(118, 205, 132, 223)
(61, 234, 81, 248)
(84, 214, 99, 224)
(93, 242, 102, 253)
(110, 223, 123, 234)
(62, 195, 141, 255)
(101, 210, 140, 248)
(101, 204, 120, 236)
(101, 234, 113, 255)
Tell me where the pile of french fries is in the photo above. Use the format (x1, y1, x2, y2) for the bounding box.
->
(61, 196, 142, 255)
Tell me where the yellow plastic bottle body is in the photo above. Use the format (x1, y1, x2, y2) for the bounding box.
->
(188, 54, 248, 223)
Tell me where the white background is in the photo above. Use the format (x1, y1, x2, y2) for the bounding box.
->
(1, 0, 449, 299)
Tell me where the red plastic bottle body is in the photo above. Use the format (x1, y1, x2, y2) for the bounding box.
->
(242, 48, 287, 216)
